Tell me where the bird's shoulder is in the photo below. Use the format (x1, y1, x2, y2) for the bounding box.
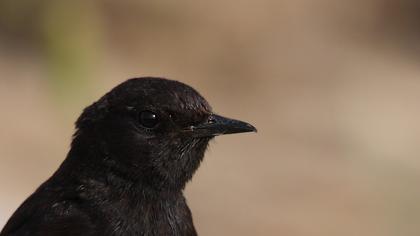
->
(1, 182, 96, 236)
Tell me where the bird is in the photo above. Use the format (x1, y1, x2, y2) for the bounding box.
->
(0, 77, 256, 236)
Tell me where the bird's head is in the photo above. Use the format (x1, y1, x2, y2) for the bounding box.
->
(72, 77, 256, 191)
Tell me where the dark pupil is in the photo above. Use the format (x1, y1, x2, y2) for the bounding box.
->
(139, 111, 158, 128)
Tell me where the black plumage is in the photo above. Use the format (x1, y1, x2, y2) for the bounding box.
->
(1, 77, 256, 236)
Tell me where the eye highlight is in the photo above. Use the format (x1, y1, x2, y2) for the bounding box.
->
(139, 111, 159, 128)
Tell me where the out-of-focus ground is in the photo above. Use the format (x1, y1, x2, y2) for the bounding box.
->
(1, 1, 420, 235)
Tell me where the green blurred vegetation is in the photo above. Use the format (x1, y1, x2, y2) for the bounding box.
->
(0, 0, 103, 104)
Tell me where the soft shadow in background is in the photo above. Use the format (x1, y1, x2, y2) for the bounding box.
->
(1, 1, 420, 235)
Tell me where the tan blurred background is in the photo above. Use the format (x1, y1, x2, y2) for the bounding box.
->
(1, 1, 420, 235)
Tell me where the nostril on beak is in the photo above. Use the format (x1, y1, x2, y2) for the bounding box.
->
(208, 116, 216, 124)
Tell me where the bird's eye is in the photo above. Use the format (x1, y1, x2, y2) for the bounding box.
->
(139, 111, 159, 128)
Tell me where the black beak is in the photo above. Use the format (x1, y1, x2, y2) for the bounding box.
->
(187, 114, 257, 138)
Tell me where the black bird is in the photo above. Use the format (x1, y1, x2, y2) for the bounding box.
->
(1, 77, 256, 236)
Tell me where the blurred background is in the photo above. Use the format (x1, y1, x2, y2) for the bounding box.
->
(1, 0, 420, 235)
